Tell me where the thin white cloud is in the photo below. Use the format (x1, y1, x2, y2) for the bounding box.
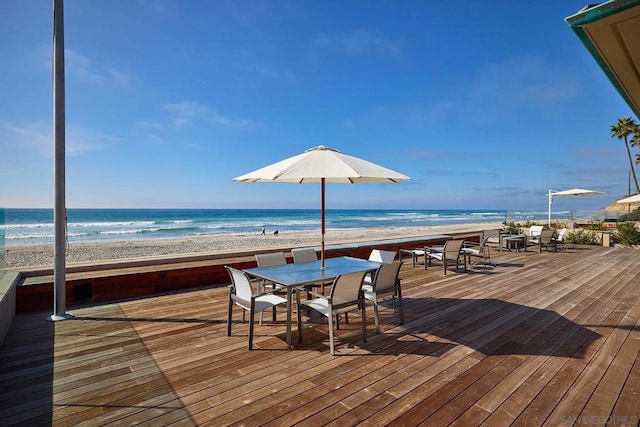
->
(312, 29, 404, 56)
(40, 46, 132, 87)
(65, 49, 106, 84)
(161, 101, 257, 128)
(1, 121, 117, 158)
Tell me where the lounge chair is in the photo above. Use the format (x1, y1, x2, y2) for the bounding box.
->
(225, 266, 287, 350)
(554, 228, 567, 250)
(363, 262, 404, 333)
(399, 247, 426, 267)
(481, 229, 502, 251)
(296, 271, 368, 355)
(526, 225, 545, 247)
(425, 239, 466, 274)
(538, 229, 558, 252)
(463, 236, 493, 268)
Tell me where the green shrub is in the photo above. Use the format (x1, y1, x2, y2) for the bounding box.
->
(614, 222, 640, 246)
(565, 229, 600, 245)
(618, 209, 640, 222)
(521, 220, 551, 230)
(504, 222, 521, 234)
(583, 221, 606, 231)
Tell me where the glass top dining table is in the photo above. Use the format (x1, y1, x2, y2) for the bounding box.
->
(243, 256, 383, 350)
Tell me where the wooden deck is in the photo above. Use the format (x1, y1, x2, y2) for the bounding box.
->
(1, 245, 639, 426)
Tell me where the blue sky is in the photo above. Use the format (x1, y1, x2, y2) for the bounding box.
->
(1, 0, 636, 212)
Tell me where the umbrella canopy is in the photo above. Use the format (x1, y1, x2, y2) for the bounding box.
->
(233, 145, 410, 266)
(547, 188, 605, 225)
(617, 193, 640, 204)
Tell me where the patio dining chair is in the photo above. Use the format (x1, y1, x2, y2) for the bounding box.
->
(225, 266, 287, 350)
(363, 262, 404, 334)
(291, 247, 322, 297)
(425, 239, 466, 274)
(255, 252, 287, 320)
(254, 252, 287, 290)
(364, 249, 397, 286)
(291, 248, 318, 263)
(368, 249, 397, 264)
(296, 271, 368, 355)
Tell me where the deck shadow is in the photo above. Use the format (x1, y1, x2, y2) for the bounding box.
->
(402, 297, 602, 359)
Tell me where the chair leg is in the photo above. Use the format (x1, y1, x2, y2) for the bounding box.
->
(372, 297, 380, 334)
(328, 308, 335, 355)
(396, 287, 404, 325)
(227, 296, 233, 337)
(296, 290, 303, 343)
(248, 300, 256, 350)
(361, 301, 367, 343)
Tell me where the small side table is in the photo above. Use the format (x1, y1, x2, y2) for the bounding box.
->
(504, 235, 526, 252)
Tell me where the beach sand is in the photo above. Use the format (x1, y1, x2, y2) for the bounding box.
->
(3, 222, 504, 269)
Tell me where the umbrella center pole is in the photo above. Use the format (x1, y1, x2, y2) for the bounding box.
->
(321, 177, 326, 268)
(321, 178, 326, 292)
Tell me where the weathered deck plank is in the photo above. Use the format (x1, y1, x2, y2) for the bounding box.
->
(1, 245, 639, 426)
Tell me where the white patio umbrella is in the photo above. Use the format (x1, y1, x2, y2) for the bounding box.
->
(233, 145, 410, 267)
(548, 188, 605, 225)
(616, 193, 640, 204)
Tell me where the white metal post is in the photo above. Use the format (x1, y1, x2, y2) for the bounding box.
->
(49, 0, 73, 321)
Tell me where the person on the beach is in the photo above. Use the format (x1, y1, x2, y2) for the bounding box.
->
(261, 225, 265, 235)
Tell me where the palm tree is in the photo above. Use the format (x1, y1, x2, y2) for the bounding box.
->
(611, 117, 640, 194)
(631, 129, 640, 166)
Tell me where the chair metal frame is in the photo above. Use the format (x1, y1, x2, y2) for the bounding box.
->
(296, 271, 368, 355)
(425, 239, 467, 274)
(363, 262, 404, 334)
(225, 266, 287, 350)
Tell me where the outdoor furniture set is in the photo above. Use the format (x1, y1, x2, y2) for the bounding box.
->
(399, 236, 493, 273)
(226, 249, 403, 355)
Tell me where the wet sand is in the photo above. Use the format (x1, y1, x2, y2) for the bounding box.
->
(3, 222, 503, 269)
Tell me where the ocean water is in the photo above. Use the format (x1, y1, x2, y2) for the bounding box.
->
(0, 208, 604, 247)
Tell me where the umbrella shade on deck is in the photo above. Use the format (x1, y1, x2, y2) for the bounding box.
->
(233, 145, 410, 266)
(548, 188, 605, 225)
